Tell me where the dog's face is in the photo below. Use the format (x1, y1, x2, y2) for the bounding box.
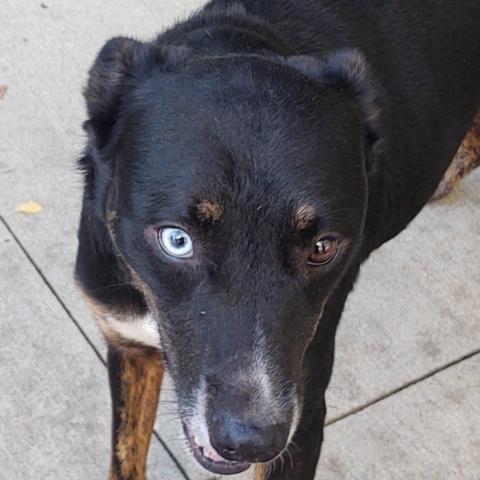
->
(84, 39, 378, 475)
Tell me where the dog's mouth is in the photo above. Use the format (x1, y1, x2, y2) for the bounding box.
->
(182, 422, 251, 475)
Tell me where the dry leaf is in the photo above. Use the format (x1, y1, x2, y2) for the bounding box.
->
(0, 85, 7, 100)
(15, 201, 43, 214)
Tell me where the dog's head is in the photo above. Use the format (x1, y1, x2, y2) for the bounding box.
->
(83, 37, 382, 474)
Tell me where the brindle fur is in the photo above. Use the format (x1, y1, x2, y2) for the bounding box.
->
(433, 110, 480, 200)
(81, 289, 164, 478)
(108, 346, 164, 480)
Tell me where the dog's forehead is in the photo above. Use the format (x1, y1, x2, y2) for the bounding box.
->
(115, 63, 366, 224)
(135, 56, 360, 132)
(123, 85, 361, 177)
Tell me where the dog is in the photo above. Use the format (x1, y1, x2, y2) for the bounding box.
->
(74, 1, 480, 479)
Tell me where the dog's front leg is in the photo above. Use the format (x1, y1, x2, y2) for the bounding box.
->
(107, 344, 164, 480)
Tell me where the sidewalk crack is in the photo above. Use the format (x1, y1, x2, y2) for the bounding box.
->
(326, 347, 480, 427)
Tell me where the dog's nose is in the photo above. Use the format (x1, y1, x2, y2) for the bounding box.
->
(210, 415, 289, 463)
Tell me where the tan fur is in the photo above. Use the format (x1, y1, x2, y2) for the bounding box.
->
(79, 289, 160, 351)
(197, 199, 223, 222)
(127, 268, 158, 311)
(79, 292, 163, 480)
(432, 110, 480, 200)
(80, 289, 110, 323)
(294, 204, 316, 230)
(114, 351, 164, 480)
(79, 290, 127, 347)
(254, 464, 267, 480)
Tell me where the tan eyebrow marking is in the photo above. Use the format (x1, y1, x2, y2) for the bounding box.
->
(294, 203, 316, 230)
(197, 199, 223, 223)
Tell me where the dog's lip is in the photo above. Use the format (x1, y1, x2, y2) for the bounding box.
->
(182, 422, 251, 475)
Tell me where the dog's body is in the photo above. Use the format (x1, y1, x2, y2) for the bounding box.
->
(75, 1, 480, 479)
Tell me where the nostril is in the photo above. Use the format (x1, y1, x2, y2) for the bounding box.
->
(210, 416, 289, 464)
(214, 432, 241, 461)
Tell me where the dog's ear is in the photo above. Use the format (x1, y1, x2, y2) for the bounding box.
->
(84, 37, 190, 146)
(285, 49, 384, 165)
(84, 36, 154, 147)
(82, 38, 166, 221)
(80, 37, 148, 221)
(81, 38, 191, 216)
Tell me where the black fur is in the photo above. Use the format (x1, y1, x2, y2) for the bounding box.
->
(75, 1, 480, 478)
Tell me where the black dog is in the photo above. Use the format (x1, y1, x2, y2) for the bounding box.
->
(75, 1, 480, 479)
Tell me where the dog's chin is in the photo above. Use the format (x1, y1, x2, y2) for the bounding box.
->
(182, 423, 251, 475)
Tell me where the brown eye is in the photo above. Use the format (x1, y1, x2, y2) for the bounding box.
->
(307, 238, 339, 266)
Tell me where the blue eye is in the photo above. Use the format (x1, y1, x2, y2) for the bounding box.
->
(158, 228, 194, 259)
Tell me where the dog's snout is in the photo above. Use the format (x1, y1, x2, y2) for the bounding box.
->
(210, 414, 289, 463)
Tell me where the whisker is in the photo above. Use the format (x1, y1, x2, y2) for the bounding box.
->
(85, 282, 134, 293)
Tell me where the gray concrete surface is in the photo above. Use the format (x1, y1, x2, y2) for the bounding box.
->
(0, 1, 479, 479)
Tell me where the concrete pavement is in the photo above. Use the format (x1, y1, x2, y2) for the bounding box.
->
(1, 1, 479, 478)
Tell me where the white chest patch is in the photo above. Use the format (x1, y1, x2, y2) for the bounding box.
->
(98, 313, 161, 348)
